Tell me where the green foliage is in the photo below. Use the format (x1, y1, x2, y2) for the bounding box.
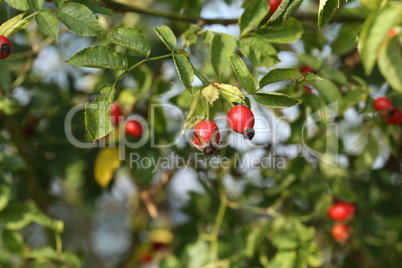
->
(154, 25, 177, 50)
(56, 2, 101, 36)
(85, 84, 115, 141)
(1, 0, 402, 267)
(67, 46, 128, 69)
(35, 10, 59, 41)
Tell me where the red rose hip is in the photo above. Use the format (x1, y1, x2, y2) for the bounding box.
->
(268, 0, 282, 13)
(373, 97, 393, 112)
(125, 119, 143, 138)
(331, 223, 352, 243)
(386, 109, 402, 125)
(328, 201, 356, 221)
(110, 102, 124, 126)
(0, 36, 12, 59)
(227, 105, 255, 140)
(300, 65, 316, 74)
(191, 120, 223, 156)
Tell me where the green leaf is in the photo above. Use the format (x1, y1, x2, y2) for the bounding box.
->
(2, 230, 25, 255)
(239, 34, 279, 67)
(332, 23, 361, 55)
(230, 54, 256, 93)
(182, 90, 206, 134)
(154, 25, 177, 50)
(0, 13, 30, 37)
(260, 68, 322, 88)
(215, 83, 246, 104)
(306, 243, 324, 267)
(246, 220, 270, 257)
(0, 185, 11, 212)
(313, 80, 342, 104)
(74, 0, 114, 16)
(253, 92, 299, 108)
(264, 0, 304, 29)
(271, 250, 297, 268)
(239, 0, 269, 35)
(318, 0, 339, 29)
(378, 37, 402, 93)
(107, 27, 151, 57)
(358, 5, 400, 75)
(202, 84, 219, 105)
(210, 33, 237, 76)
(257, 17, 303, 44)
(340, 89, 367, 114)
(67, 46, 128, 70)
(4, 0, 29, 11)
(173, 53, 194, 90)
(183, 239, 210, 267)
(54, 0, 65, 8)
(35, 10, 59, 41)
(85, 84, 115, 141)
(30, 0, 44, 10)
(57, 2, 101, 37)
(297, 54, 323, 71)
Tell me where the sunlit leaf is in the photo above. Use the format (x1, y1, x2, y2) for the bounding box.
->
(154, 25, 177, 50)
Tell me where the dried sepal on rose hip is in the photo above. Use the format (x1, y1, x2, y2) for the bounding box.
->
(190, 120, 224, 156)
(0, 36, 12, 60)
(227, 105, 255, 140)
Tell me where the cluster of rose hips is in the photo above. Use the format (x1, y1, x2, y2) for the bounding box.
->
(190, 105, 255, 156)
(110, 102, 143, 138)
(327, 201, 356, 243)
(373, 97, 402, 125)
(0, 36, 12, 60)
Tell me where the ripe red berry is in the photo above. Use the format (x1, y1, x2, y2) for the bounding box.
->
(125, 119, 143, 138)
(388, 28, 397, 38)
(373, 97, 393, 111)
(328, 201, 356, 221)
(227, 105, 255, 140)
(110, 102, 124, 126)
(191, 120, 223, 156)
(386, 109, 402, 125)
(268, 0, 282, 13)
(331, 223, 352, 243)
(300, 65, 316, 74)
(193, 120, 220, 145)
(0, 36, 12, 60)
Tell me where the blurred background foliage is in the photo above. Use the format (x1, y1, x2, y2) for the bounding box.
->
(0, 0, 402, 267)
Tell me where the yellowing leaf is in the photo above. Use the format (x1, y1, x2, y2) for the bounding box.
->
(202, 85, 219, 105)
(94, 148, 121, 188)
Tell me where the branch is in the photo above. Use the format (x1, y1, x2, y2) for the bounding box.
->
(139, 169, 174, 219)
(98, 0, 238, 25)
